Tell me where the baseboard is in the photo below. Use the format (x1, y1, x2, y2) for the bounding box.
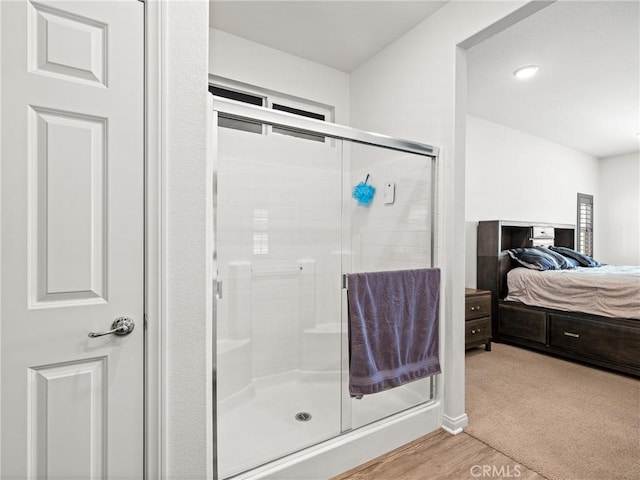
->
(442, 413, 468, 435)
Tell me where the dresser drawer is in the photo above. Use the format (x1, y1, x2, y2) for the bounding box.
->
(498, 304, 547, 344)
(465, 317, 491, 347)
(465, 294, 491, 320)
(549, 314, 640, 367)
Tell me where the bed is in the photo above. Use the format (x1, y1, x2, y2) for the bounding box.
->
(477, 220, 640, 376)
(505, 265, 640, 320)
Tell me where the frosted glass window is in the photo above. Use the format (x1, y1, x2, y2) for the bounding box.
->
(209, 83, 332, 142)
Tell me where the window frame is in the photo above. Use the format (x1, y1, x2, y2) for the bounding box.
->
(208, 77, 334, 144)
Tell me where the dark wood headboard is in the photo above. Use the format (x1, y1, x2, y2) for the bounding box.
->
(476, 220, 576, 331)
(497, 251, 513, 300)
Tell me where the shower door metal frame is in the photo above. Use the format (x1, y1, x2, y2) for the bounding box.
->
(212, 97, 439, 157)
(212, 96, 439, 476)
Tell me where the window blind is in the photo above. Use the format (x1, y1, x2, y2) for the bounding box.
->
(577, 193, 594, 256)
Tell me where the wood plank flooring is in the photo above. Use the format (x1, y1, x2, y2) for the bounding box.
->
(331, 429, 547, 480)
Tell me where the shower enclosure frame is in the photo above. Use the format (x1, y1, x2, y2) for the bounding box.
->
(212, 98, 439, 157)
(212, 96, 441, 479)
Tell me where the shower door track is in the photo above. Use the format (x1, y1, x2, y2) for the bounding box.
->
(212, 97, 438, 158)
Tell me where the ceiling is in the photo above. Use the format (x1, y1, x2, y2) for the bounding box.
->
(209, 1, 447, 72)
(210, 1, 640, 159)
(466, 1, 639, 159)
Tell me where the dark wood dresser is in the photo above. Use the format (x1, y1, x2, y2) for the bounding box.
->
(465, 288, 492, 351)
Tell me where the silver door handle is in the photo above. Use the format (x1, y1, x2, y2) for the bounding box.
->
(88, 316, 135, 338)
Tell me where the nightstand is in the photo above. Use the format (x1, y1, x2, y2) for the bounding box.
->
(465, 288, 492, 351)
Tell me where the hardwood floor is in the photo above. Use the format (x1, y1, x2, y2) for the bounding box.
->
(331, 429, 547, 480)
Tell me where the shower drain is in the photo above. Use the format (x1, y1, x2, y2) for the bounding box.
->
(295, 412, 312, 422)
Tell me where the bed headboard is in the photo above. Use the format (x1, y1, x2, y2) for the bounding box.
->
(476, 220, 576, 328)
(497, 251, 513, 300)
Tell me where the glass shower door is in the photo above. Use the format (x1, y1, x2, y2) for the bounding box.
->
(342, 140, 436, 430)
(215, 122, 344, 478)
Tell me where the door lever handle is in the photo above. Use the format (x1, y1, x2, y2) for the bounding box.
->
(88, 316, 135, 338)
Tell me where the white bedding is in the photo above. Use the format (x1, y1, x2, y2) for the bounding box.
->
(505, 265, 640, 320)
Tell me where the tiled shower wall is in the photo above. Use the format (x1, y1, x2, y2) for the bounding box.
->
(216, 128, 342, 379)
(217, 128, 434, 382)
(347, 142, 434, 274)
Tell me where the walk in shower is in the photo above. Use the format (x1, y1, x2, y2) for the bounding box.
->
(213, 97, 438, 479)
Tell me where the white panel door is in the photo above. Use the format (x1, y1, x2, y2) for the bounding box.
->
(1, 1, 144, 478)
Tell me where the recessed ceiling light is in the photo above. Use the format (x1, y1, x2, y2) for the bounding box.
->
(513, 65, 539, 80)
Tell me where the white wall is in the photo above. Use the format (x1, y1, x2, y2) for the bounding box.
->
(464, 115, 600, 286)
(598, 151, 640, 265)
(164, 2, 211, 479)
(209, 29, 350, 124)
(350, 0, 531, 437)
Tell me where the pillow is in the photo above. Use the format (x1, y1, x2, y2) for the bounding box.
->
(507, 247, 562, 271)
(549, 246, 601, 267)
(559, 254, 580, 268)
(534, 246, 576, 269)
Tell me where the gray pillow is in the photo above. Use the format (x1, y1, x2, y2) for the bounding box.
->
(507, 247, 561, 271)
(549, 246, 601, 267)
(534, 246, 576, 269)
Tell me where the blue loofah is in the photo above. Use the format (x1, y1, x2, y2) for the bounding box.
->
(352, 174, 376, 206)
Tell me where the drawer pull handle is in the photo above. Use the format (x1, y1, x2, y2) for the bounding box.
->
(470, 305, 481, 312)
(564, 331, 580, 338)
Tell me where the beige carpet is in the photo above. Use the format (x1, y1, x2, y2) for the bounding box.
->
(465, 343, 640, 480)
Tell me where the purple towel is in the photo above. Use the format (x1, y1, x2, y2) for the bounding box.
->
(347, 268, 441, 397)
